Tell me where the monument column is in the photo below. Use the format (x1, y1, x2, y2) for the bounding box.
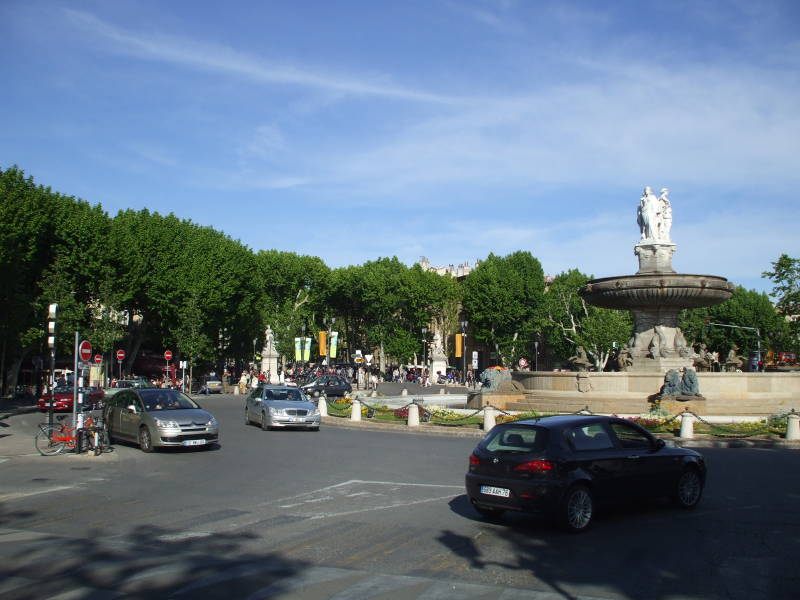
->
(261, 326, 280, 384)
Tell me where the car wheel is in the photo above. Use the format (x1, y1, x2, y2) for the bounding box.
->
(473, 503, 505, 520)
(559, 484, 593, 533)
(673, 467, 703, 509)
(261, 412, 270, 431)
(139, 426, 154, 453)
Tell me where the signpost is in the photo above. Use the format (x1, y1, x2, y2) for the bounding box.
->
(164, 349, 173, 361)
(116, 349, 125, 380)
(79, 340, 92, 362)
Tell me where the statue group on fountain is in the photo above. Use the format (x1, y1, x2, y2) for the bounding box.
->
(637, 186, 672, 243)
(656, 366, 703, 400)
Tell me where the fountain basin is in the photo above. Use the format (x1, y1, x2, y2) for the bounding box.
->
(579, 273, 734, 310)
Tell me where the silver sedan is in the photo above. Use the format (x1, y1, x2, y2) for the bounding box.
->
(245, 385, 321, 431)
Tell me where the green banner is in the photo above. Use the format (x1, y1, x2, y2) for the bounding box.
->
(294, 337, 302, 362)
(303, 337, 312, 362)
(330, 331, 339, 359)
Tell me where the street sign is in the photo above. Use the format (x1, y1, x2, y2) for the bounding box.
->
(79, 340, 92, 362)
(164, 349, 173, 361)
(116, 349, 126, 361)
(94, 354, 102, 365)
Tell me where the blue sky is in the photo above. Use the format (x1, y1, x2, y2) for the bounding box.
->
(2, 0, 798, 294)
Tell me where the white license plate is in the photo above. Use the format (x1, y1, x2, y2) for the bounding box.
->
(182, 439, 207, 446)
(480, 485, 510, 498)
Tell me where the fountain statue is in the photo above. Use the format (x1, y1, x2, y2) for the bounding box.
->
(579, 187, 734, 372)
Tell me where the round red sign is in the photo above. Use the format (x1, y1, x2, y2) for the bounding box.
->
(94, 354, 102, 364)
(116, 349, 126, 361)
(79, 340, 92, 361)
(164, 349, 173, 361)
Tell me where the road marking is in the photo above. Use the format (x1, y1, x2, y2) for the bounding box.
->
(0, 485, 76, 502)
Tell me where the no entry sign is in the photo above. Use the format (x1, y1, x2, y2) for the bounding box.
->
(164, 349, 173, 361)
(94, 354, 102, 365)
(79, 340, 92, 362)
(116, 349, 126, 361)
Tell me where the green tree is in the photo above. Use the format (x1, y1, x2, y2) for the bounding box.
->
(762, 254, 800, 352)
(543, 269, 632, 370)
(462, 252, 546, 366)
(679, 286, 789, 358)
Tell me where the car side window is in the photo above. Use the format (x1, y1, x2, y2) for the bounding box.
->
(568, 424, 615, 451)
(249, 388, 261, 400)
(610, 421, 653, 449)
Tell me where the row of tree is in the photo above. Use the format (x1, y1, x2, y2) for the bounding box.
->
(2, 165, 797, 392)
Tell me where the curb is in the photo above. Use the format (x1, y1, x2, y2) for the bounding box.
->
(322, 416, 800, 447)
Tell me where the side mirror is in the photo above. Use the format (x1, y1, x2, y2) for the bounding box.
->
(127, 405, 137, 414)
(655, 438, 666, 450)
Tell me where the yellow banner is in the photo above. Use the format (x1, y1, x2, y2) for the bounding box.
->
(455, 334, 462, 358)
(330, 331, 338, 359)
(294, 337, 302, 361)
(319, 331, 327, 356)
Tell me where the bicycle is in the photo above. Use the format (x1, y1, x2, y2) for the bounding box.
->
(34, 412, 111, 456)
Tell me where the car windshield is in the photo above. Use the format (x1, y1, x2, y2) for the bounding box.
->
(263, 388, 306, 402)
(51, 386, 74, 394)
(139, 390, 199, 411)
(481, 425, 547, 453)
(205, 377, 221, 382)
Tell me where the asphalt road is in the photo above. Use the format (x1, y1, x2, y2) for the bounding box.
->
(1, 394, 799, 599)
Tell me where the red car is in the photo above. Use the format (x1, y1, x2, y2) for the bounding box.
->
(38, 386, 105, 412)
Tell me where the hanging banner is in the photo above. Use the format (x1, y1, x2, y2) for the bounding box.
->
(303, 337, 312, 362)
(330, 331, 339, 359)
(319, 331, 327, 356)
(294, 337, 302, 361)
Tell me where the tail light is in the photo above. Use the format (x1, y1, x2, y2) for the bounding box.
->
(469, 454, 480, 467)
(513, 459, 554, 472)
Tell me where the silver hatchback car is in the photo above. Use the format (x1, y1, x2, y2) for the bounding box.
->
(245, 385, 321, 431)
(104, 388, 219, 452)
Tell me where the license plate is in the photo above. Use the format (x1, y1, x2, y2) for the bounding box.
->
(480, 485, 510, 498)
(182, 439, 207, 446)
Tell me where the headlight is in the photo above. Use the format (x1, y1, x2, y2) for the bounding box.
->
(269, 407, 286, 416)
(309, 407, 320, 416)
(155, 419, 180, 428)
(207, 417, 218, 428)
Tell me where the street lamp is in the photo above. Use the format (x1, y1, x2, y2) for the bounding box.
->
(460, 320, 468, 385)
(47, 303, 58, 427)
(421, 327, 427, 378)
(252, 337, 257, 367)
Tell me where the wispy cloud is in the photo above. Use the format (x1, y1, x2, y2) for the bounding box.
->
(62, 9, 459, 105)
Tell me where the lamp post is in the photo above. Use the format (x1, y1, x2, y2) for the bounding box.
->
(421, 327, 427, 380)
(47, 304, 57, 427)
(460, 320, 468, 385)
(252, 337, 257, 368)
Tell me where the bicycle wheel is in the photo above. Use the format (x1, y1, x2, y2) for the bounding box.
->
(35, 424, 67, 456)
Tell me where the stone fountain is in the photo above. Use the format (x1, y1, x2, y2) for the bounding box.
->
(508, 187, 800, 416)
(578, 186, 734, 372)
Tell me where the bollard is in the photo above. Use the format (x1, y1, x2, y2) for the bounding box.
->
(234, 385, 240, 396)
(318, 395, 328, 417)
(350, 399, 362, 422)
(439, 388, 445, 395)
(407, 403, 420, 427)
(786, 411, 800, 441)
(483, 405, 496, 433)
(371, 389, 378, 398)
(679, 410, 694, 439)
(401, 388, 408, 397)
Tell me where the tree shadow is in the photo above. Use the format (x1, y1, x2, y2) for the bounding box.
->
(0, 508, 308, 599)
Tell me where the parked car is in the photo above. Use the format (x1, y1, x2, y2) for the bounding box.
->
(103, 388, 219, 452)
(191, 375, 224, 394)
(38, 386, 105, 412)
(465, 415, 706, 533)
(300, 374, 351, 398)
(245, 385, 320, 431)
(114, 378, 154, 389)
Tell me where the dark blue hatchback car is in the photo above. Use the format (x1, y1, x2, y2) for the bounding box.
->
(465, 414, 705, 532)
